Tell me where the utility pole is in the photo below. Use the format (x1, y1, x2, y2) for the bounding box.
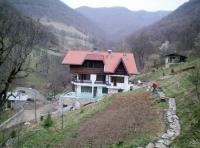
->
(34, 90, 37, 123)
(61, 97, 64, 129)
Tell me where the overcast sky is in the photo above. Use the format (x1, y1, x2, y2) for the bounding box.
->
(62, 0, 189, 11)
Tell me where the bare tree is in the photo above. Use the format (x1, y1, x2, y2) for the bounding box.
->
(0, 2, 50, 110)
(194, 32, 200, 56)
(129, 32, 153, 70)
(46, 56, 70, 96)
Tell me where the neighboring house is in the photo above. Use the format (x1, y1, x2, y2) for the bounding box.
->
(62, 50, 138, 99)
(165, 53, 187, 68)
(6, 91, 29, 108)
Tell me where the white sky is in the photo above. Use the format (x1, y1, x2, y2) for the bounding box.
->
(62, 0, 189, 11)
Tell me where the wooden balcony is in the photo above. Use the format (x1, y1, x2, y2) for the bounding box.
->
(70, 67, 104, 74)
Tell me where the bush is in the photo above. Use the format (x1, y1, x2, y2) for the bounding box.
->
(43, 113, 53, 128)
(10, 130, 16, 138)
(171, 68, 174, 74)
(163, 72, 165, 76)
(40, 116, 44, 121)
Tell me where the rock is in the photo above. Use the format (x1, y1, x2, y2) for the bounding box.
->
(145, 142, 154, 148)
(161, 133, 169, 139)
(74, 101, 80, 110)
(24, 121, 31, 126)
(144, 96, 181, 148)
(167, 129, 175, 136)
(5, 138, 14, 146)
(167, 116, 173, 123)
(155, 142, 167, 148)
(157, 139, 165, 144)
(163, 139, 172, 146)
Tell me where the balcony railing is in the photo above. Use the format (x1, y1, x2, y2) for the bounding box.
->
(94, 81, 110, 85)
(73, 79, 92, 83)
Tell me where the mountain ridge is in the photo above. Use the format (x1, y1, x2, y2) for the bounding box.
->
(77, 6, 170, 41)
(8, 0, 106, 50)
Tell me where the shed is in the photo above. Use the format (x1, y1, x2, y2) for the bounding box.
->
(165, 53, 187, 68)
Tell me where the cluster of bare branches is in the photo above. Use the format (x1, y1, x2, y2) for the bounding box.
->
(0, 2, 50, 110)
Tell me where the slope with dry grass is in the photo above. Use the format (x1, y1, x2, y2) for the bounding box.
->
(62, 91, 165, 148)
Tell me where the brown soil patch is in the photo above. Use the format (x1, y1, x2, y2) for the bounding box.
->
(62, 92, 165, 148)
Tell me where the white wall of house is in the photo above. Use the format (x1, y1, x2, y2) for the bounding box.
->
(91, 74, 96, 83)
(108, 89, 118, 94)
(73, 74, 132, 98)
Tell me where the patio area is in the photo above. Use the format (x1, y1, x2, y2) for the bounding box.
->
(59, 92, 105, 106)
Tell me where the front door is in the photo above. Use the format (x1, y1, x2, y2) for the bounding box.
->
(93, 87, 97, 98)
(113, 77, 117, 86)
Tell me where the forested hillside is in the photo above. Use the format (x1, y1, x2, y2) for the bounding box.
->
(77, 7, 170, 41)
(127, 0, 200, 69)
(0, 0, 56, 108)
(9, 0, 106, 51)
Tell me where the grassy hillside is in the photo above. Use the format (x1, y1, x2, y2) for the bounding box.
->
(8, 0, 106, 51)
(136, 57, 200, 147)
(12, 90, 166, 147)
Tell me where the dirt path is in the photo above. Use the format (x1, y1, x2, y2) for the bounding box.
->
(62, 92, 165, 148)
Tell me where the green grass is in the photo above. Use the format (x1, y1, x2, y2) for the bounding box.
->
(137, 58, 200, 147)
(0, 110, 13, 124)
(14, 96, 113, 147)
(109, 132, 151, 148)
(25, 73, 44, 88)
(152, 100, 168, 109)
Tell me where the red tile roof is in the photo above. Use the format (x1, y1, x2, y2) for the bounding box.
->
(62, 50, 138, 75)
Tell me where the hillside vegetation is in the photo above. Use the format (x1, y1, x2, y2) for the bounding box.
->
(9, 0, 106, 51)
(12, 91, 165, 147)
(127, 0, 200, 69)
(136, 57, 200, 147)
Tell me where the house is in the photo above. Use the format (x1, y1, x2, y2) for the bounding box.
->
(165, 53, 187, 68)
(6, 91, 29, 108)
(62, 50, 138, 99)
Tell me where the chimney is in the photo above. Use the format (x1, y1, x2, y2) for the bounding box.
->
(107, 49, 112, 54)
(93, 47, 97, 51)
(123, 52, 126, 57)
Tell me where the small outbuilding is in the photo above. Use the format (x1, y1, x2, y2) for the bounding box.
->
(165, 53, 187, 68)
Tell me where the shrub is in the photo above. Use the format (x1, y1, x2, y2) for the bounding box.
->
(10, 130, 16, 138)
(40, 116, 44, 121)
(188, 66, 200, 101)
(163, 72, 165, 76)
(171, 68, 174, 74)
(80, 109, 84, 114)
(43, 113, 53, 128)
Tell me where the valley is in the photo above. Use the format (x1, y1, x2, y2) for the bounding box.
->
(0, 0, 200, 147)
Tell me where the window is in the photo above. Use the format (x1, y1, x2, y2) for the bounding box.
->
(96, 75, 106, 81)
(81, 86, 92, 93)
(102, 87, 108, 94)
(79, 74, 90, 80)
(83, 60, 104, 68)
(111, 76, 124, 83)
